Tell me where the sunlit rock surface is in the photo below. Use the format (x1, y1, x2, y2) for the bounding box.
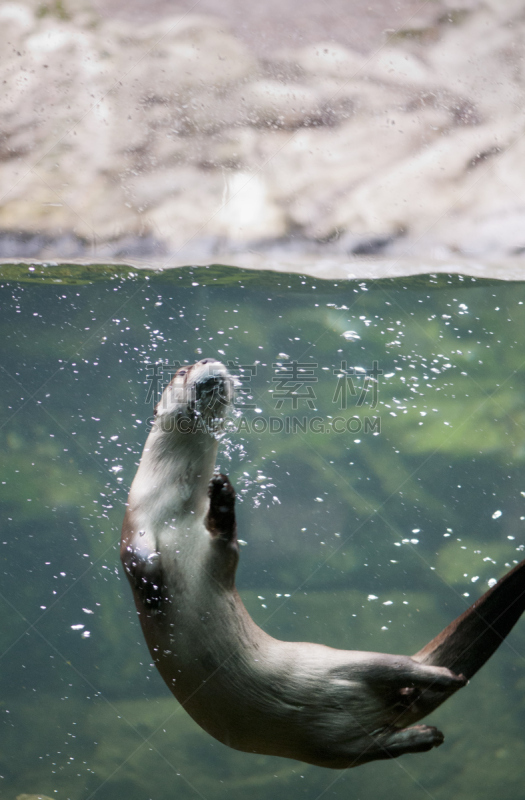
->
(1, 0, 525, 261)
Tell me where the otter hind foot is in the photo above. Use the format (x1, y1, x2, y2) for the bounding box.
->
(331, 724, 445, 768)
(378, 724, 444, 759)
(206, 474, 236, 542)
(358, 655, 466, 694)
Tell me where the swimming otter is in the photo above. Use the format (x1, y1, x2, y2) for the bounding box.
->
(121, 359, 525, 768)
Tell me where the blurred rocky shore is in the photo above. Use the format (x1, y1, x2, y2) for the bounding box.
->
(1, 0, 525, 266)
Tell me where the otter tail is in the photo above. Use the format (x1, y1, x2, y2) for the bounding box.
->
(413, 558, 525, 680)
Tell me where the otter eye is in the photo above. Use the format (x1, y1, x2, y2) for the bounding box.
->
(178, 369, 187, 376)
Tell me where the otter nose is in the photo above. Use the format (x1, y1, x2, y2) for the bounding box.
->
(195, 375, 225, 402)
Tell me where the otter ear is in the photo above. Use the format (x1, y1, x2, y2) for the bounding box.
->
(206, 474, 237, 543)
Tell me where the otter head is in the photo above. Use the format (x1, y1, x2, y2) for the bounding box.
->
(124, 359, 236, 576)
(154, 358, 234, 436)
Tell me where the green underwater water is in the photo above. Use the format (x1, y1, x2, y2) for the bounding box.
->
(1, 263, 525, 800)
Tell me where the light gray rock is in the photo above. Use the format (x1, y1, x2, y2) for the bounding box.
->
(1, 0, 525, 260)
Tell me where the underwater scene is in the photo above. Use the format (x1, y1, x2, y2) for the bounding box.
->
(1, 263, 525, 800)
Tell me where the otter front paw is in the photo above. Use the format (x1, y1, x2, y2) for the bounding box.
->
(208, 473, 235, 510)
(206, 474, 237, 541)
(122, 545, 164, 610)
